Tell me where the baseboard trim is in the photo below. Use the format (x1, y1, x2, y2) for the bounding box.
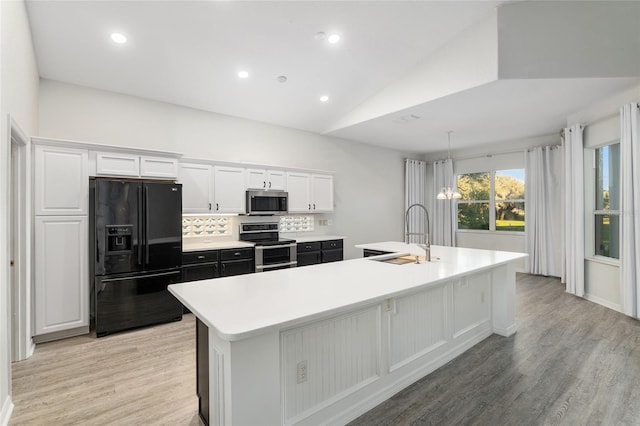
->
(1, 396, 14, 426)
(584, 293, 623, 314)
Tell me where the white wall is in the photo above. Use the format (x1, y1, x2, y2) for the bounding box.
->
(0, 0, 40, 423)
(38, 79, 411, 260)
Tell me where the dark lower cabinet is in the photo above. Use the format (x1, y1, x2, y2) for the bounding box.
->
(182, 250, 220, 282)
(220, 248, 255, 277)
(321, 240, 343, 263)
(297, 239, 344, 267)
(196, 318, 209, 426)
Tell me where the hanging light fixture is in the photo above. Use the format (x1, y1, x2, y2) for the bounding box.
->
(437, 131, 462, 200)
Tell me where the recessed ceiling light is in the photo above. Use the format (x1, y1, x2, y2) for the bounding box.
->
(110, 33, 127, 44)
(238, 71, 249, 79)
(320, 95, 329, 103)
(327, 34, 341, 44)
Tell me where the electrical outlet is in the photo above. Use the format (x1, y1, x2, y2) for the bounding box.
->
(297, 360, 308, 384)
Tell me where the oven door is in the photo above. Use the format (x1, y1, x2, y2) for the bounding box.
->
(255, 243, 297, 272)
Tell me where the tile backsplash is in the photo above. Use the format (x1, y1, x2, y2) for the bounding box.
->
(280, 216, 314, 233)
(182, 216, 230, 237)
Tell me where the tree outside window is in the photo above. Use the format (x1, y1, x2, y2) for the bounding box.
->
(595, 143, 620, 259)
(457, 169, 525, 232)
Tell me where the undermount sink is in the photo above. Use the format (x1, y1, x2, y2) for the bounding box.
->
(371, 255, 426, 265)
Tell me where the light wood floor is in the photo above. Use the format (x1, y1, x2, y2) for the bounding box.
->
(10, 274, 640, 425)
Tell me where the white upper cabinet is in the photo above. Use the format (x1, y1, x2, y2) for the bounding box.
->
(95, 152, 178, 179)
(140, 156, 179, 179)
(311, 174, 334, 212)
(179, 163, 214, 213)
(246, 168, 286, 191)
(34, 215, 89, 336)
(96, 152, 140, 177)
(34, 145, 89, 216)
(213, 166, 246, 213)
(286, 172, 333, 213)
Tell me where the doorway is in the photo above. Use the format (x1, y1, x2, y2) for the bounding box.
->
(9, 116, 32, 362)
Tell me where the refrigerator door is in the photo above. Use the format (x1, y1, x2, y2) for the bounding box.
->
(94, 179, 143, 276)
(95, 269, 183, 337)
(143, 182, 182, 271)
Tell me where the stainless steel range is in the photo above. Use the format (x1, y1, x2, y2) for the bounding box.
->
(239, 222, 297, 272)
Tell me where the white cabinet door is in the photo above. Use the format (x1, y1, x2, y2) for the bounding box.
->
(34, 216, 89, 335)
(179, 163, 214, 213)
(246, 168, 286, 191)
(311, 174, 334, 212)
(96, 152, 140, 177)
(246, 168, 268, 190)
(286, 172, 312, 213)
(34, 145, 89, 216)
(267, 169, 286, 191)
(140, 156, 179, 179)
(214, 166, 246, 213)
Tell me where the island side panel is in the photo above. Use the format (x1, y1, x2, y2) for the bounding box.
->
(490, 263, 517, 336)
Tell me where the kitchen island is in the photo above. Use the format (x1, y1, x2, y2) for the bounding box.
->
(168, 243, 526, 426)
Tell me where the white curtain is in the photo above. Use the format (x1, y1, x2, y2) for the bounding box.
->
(563, 124, 585, 296)
(405, 159, 427, 244)
(432, 159, 456, 246)
(620, 103, 640, 319)
(525, 146, 563, 277)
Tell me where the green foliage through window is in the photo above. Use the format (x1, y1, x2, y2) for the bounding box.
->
(456, 169, 525, 232)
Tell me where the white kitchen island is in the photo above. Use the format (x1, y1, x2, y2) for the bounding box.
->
(168, 243, 527, 426)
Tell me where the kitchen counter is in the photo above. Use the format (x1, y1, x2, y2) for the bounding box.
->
(182, 239, 255, 252)
(169, 242, 526, 425)
(288, 235, 345, 243)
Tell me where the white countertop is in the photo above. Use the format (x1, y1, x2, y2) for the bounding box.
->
(182, 240, 255, 252)
(293, 235, 345, 243)
(169, 242, 527, 342)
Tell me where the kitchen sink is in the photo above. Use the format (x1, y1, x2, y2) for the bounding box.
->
(370, 255, 425, 265)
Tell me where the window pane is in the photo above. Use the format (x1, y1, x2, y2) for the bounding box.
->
(596, 144, 620, 210)
(595, 214, 620, 259)
(495, 169, 525, 200)
(496, 201, 525, 231)
(458, 202, 490, 230)
(457, 173, 490, 201)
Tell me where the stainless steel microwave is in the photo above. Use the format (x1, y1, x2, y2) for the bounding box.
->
(246, 190, 288, 215)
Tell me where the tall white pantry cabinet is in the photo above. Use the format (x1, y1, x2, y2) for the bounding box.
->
(33, 144, 90, 341)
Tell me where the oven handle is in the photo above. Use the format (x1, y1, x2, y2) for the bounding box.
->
(254, 243, 297, 251)
(257, 261, 298, 271)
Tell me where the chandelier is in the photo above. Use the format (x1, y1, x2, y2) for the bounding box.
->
(437, 131, 462, 200)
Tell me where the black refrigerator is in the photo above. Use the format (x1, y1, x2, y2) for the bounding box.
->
(90, 178, 183, 337)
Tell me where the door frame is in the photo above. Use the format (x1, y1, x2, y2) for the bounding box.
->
(9, 115, 33, 361)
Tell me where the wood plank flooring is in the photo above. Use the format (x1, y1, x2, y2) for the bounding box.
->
(350, 274, 640, 426)
(9, 274, 640, 425)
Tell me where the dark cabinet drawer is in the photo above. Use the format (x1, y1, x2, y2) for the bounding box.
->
(183, 250, 219, 264)
(297, 241, 321, 253)
(182, 262, 219, 282)
(297, 251, 322, 267)
(220, 248, 254, 261)
(220, 259, 255, 277)
(321, 248, 343, 263)
(321, 239, 343, 250)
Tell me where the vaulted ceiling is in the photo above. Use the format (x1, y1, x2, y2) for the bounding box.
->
(25, 1, 640, 153)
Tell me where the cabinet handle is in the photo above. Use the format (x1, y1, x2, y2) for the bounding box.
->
(268, 181, 272, 189)
(197, 255, 205, 260)
(222, 264, 226, 273)
(234, 252, 241, 256)
(308, 204, 311, 210)
(313, 203, 316, 210)
(263, 181, 266, 188)
(216, 203, 219, 211)
(208, 203, 212, 211)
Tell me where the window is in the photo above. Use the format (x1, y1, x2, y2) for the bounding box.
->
(457, 169, 525, 232)
(594, 144, 620, 259)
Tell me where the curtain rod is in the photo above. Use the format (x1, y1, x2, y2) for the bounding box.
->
(432, 143, 561, 163)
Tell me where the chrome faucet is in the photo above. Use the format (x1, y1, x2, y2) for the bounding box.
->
(404, 203, 431, 262)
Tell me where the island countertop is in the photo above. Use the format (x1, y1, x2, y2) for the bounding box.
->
(168, 243, 526, 342)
